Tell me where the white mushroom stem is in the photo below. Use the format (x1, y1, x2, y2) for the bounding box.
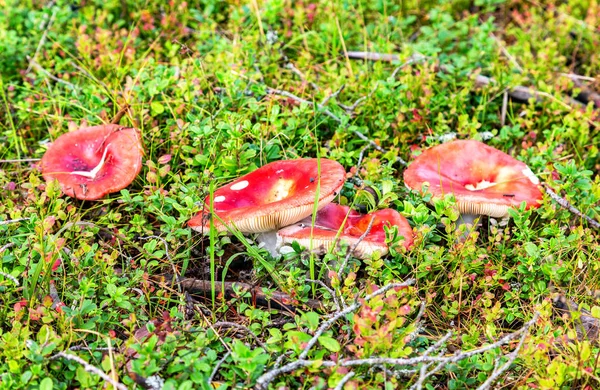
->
(256, 230, 283, 258)
(70, 144, 111, 180)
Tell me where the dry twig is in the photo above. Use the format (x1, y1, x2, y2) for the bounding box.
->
(174, 277, 322, 311)
(542, 183, 600, 230)
(0, 218, 30, 226)
(0, 158, 41, 163)
(347, 51, 597, 120)
(110, 104, 131, 125)
(0, 271, 19, 286)
(255, 280, 416, 389)
(306, 278, 342, 312)
(255, 289, 539, 390)
(50, 352, 127, 390)
(213, 321, 268, 350)
(26, 7, 57, 73)
(207, 351, 231, 384)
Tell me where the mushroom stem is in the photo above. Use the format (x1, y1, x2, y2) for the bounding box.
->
(70, 144, 111, 179)
(456, 213, 480, 242)
(256, 230, 282, 257)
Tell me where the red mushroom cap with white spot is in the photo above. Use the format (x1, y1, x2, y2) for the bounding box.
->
(403, 140, 542, 218)
(277, 203, 414, 259)
(188, 158, 346, 233)
(40, 124, 143, 200)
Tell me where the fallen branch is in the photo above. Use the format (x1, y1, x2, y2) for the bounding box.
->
(255, 285, 539, 390)
(172, 276, 322, 311)
(26, 7, 57, 74)
(553, 294, 600, 342)
(333, 371, 355, 390)
(306, 278, 342, 312)
(213, 321, 268, 350)
(542, 183, 600, 230)
(50, 352, 127, 390)
(0, 158, 41, 163)
(27, 57, 78, 90)
(207, 351, 231, 384)
(0, 242, 15, 253)
(0, 271, 19, 286)
(255, 280, 416, 389)
(346, 51, 596, 116)
(110, 104, 131, 125)
(0, 218, 30, 226)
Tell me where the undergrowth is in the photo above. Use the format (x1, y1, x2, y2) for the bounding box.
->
(2, 0, 600, 388)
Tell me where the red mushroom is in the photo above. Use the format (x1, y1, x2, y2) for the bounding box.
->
(403, 139, 543, 236)
(277, 203, 414, 259)
(40, 124, 143, 200)
(188, 158, 347, 234)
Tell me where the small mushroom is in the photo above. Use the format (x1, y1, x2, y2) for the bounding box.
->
(188, 158, 347, 234)
(403, 139, 543, 237)
(277, 203, 414, 259)
(40, 124, 143, 200)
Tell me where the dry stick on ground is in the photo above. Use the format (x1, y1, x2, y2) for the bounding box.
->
(475, 318, 532, 390)
(0, 158, 41, 163)
(110, 104, 131, 125)
(0, 242, 18, 286)
(0, 271, 19, 286)
(50, 352, 127, 390)
(27, 58, 78, 90)
(0, 242, 15, 253)
(207, 351, 231, 384)
(256, 293, 539, 389)
(285, 62, 320, 92)
(175, 277, 322, 311)
(334, 372, 356, 390)
(553, 294, 600, 342)
(0, 218, 30, 226)
(255, 280, 416, 389)
(346, 51, 593, 113)
(541, 183, 600, 230)
(213, 321, 268, 350)
(306, 278, 342, 312)
(26, 7, 57, 74)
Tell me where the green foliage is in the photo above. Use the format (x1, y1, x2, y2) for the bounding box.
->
(2, 0, 600, 388)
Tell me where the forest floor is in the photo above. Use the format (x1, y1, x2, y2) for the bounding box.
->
(2, 0, 600, 389)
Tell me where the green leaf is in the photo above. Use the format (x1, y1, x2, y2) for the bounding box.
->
(151, 101, 165, 116)
(318, 336, 341, 352)
(39, 377, 53, 390)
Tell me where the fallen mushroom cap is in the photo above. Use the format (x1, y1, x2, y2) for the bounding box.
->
(277, 203, 414, 260)
(403, 140, 543, 218)
(188, 158, 347, 233)
(40, 124, 143, 200)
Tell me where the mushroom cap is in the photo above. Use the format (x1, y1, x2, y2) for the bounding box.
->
(188, 158, 346, 233)
(40, 124, 143, 200)
(277, 203, 414, 260)
(403, 139, 542, 218)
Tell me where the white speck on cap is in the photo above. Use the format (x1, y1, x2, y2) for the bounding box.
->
(214, 195, 226, 202)
(230, 180, 249, 191)
(521, 168, 540, 185)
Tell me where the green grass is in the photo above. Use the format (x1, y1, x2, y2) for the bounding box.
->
(2, 0, 600, 388)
